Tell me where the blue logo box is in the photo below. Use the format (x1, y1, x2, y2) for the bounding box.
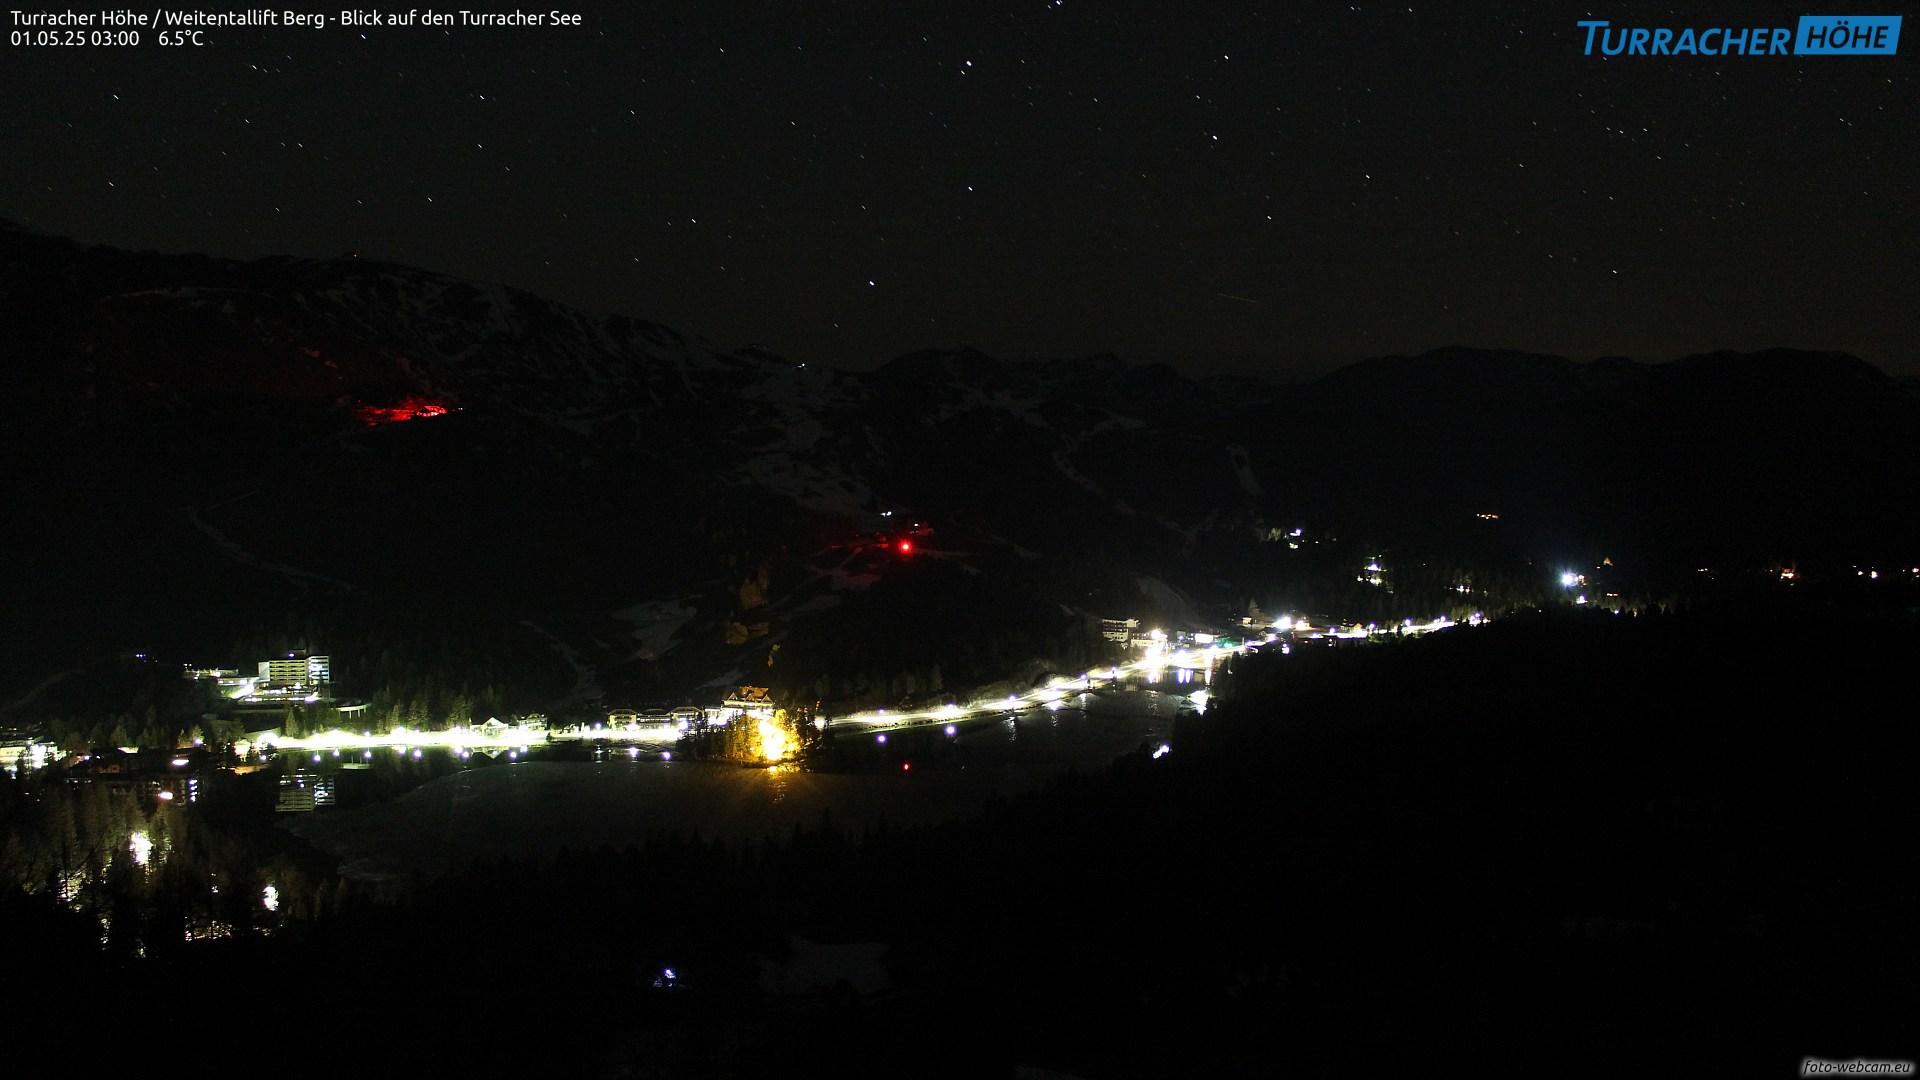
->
(1794, 15, 1902, 54)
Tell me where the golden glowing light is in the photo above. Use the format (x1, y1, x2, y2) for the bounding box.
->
(758, 718, 790, 762)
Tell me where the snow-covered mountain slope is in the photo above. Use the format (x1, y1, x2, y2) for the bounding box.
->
(6, 222, 1915, 707)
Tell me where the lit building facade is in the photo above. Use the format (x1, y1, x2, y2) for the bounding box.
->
(258, 653, 330, 690)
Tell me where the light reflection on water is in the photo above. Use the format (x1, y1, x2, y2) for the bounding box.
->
(282, 686, 1200, 887)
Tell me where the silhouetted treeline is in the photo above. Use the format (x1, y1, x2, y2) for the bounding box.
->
(19, 608, 1913, 1078)
(765, 556, 1116, 713)
(228, 602, 568, 723)
(0, 766, 356, 960)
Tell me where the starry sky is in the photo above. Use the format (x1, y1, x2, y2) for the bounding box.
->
(4, 1, 1914, 378)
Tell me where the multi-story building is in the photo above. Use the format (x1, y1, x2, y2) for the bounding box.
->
(712, 686, 776, 724)
(258, 653, 330, 690)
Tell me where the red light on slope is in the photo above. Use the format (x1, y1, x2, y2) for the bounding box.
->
(898, 539, 913, 555)
(356, 397, 452, 427)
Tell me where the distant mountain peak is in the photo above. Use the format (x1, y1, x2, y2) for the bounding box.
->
(874, 346, 1010, 385)
(1667, 347, 1882, 379)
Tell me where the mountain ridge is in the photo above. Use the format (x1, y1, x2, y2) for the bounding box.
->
(5, 224, 1915, 712)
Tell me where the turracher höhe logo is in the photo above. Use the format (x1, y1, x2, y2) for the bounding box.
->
(1576, 15, 1901, 55)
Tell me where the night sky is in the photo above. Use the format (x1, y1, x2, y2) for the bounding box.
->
(4, 1, 1914, 378)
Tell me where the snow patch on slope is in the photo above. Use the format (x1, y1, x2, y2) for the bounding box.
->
(1050, 414, 1147, 518)
(1227, 445, 1261, 496)
(520, 621, 604, 704)
(1135, 576, 1205, 628)
(728, 368, 883, 516)
(187, 507, 361, 593)
(733, 455, 874, 517)
(612, 598, 700, 660)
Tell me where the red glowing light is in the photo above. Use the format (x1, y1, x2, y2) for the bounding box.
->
(898, 539, 913, 554)
(902, 762, 911, 771)
(356, 397, 452, 427)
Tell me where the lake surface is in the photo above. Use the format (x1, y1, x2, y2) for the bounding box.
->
(284, 687, 1191, 887)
